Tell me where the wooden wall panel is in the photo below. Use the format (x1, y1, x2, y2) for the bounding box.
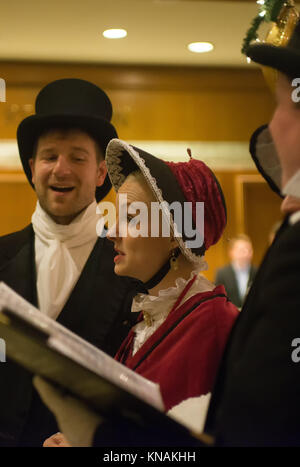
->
(109, 88, 274, 141)
(0, 172, 37, 236)
(0, 62, 275, 141)
(242, 179, 283, 265)
(0, 87, 37, 138)
(0, 85, 274, 141)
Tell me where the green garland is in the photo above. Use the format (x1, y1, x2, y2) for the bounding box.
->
(241, 0, 289, 55)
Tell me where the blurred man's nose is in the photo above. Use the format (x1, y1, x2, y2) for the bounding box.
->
(52, 155, 72, 177)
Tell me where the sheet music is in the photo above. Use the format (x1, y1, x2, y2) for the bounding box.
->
(0, 281, 164, 411)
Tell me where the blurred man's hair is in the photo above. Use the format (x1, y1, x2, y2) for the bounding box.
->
(228, 234, 252, 249)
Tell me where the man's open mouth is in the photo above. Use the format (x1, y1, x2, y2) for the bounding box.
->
(50, 186, 74, 193)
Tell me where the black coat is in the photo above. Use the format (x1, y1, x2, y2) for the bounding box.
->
(0, 225, 138, 446)
(205, 218, 300, 446)
(215, 264, 257, 308)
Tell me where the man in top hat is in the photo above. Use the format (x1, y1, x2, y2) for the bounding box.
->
(0, 78, 138, 446)
(204, 19, 300, 446)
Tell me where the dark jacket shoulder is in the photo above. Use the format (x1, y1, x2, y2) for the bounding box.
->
(0, 225, 33, 267)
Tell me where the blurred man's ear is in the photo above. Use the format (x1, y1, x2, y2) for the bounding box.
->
(28, 158, 35, 185)
(96, 160, 107, 187)
(281, 195, 300, 215)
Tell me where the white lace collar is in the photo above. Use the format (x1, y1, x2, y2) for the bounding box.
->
(132, 268, 207, 312)
(131, 266, 215, 355)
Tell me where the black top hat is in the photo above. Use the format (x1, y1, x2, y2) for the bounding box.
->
(17, 78, 118, 201)
(246, 19, 300, 77)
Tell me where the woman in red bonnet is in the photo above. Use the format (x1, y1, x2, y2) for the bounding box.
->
(39, 139, 238, 447)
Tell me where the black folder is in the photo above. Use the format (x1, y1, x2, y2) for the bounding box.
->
(0, 282, 212, 445)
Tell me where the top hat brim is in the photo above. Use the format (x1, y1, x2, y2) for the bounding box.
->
(247, 43, 300, 77)
(17, 113, 118, 201)
(249, 124, 283, 198)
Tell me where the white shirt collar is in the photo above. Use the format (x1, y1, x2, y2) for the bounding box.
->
(290, 211, 300, 226)
(282, 170, 300, 226)
(282, 169, 300, 199)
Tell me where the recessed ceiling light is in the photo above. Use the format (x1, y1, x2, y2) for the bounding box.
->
(103, 29, 127, 39)
(187, 42, 214, 54)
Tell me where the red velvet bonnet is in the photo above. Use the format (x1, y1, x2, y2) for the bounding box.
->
(165, 158, 227, 251)
(105, 139, 227, 263)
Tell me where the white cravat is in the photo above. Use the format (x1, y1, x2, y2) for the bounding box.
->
(232, 262, 250, 300)
(282, 169, 300, 226)
(32, 201, 100, 319)
(282, 169, 300, 199)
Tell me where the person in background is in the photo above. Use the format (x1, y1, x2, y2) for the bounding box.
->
(215, 234, 257, 308)
(0, 79, 138, 446)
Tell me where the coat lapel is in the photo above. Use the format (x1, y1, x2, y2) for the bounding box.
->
(0, 225, 37, 307)
(228, 265, 241, 305)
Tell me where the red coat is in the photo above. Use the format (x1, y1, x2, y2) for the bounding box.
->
(115, 279, 238, 411)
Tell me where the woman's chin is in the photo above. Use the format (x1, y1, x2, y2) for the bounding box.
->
(114, 263, 129, 276)
(114, 264, 144, 282)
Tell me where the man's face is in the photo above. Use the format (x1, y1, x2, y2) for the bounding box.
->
(269, 73, 300, 187)
(29, 129, 106, 224)
(229, 240, 253, 267)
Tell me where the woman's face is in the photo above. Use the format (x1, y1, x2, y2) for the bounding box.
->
(107, 176, 175, 283)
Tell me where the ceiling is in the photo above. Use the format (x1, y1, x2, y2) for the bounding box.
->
(0, 0, 295, 67)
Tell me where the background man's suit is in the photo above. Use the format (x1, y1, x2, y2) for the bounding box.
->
(0, 224, 138, 446)
(215, 264, 257, 308)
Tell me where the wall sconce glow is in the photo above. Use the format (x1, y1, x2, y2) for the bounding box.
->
(0, 78, 6, 103)
(187, 42, 214, 53)
(103, 29, 127, 39)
